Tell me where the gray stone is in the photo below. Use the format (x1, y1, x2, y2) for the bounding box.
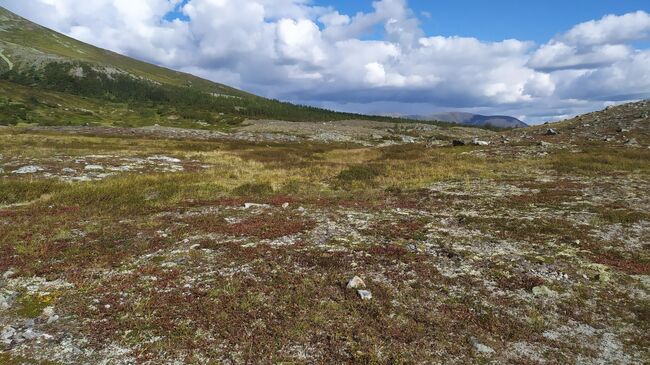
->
(21, 329, 39, 340)
(244, 203, 271, 209)
(469, 337, 495, 354)
(545, 128, 559, 136)
(13, 165, 44, 174)
(452, 140, 465, 146)
(42, 306, 59, 323)
(148, 155, 181, 163)
(357, 290, 373, 300)
(401, 135, 416, 143)
(347, 276, 366, 289)
(471, 138, 490, 146)
(84, 164, 104, 171)
(0, 291, 16, 310)
(1, 326, 15, 341)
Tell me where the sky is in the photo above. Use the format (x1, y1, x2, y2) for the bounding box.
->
(2, 0, 650, 124)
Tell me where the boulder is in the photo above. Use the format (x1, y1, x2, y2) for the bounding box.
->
(452, 140, 465, 147)
(471, 138, 490, 146)
(545, 129, 559, 136)
(346, 276, 366, 289)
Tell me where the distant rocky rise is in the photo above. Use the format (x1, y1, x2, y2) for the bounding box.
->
(415, 112, 529, 129)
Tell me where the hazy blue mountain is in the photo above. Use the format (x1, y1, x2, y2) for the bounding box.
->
(416, 112, 528, 129)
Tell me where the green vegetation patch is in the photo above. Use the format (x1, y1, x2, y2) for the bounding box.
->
(232, 182, 275, 196)
(17, 293, 56, 318)
(336, 165, 385, 183)
(548, 147, 650, 174)
(0, 179, 64, 205)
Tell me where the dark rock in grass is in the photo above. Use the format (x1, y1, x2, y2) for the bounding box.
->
(452, 140, 466, 146)
(545, 128, 559, 136)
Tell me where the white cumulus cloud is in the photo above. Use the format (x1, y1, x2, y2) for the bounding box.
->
(1, 0, 650, 123)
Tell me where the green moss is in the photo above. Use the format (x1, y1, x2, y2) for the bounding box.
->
(16, 293, 55, 318)
(336, 165, 384, 183)
(0, 352, 60, 365)
(0, 179, 64, 205)
(232, 182, 274, 196)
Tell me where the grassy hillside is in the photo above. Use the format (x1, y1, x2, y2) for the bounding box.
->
(0, 7, 452, 130)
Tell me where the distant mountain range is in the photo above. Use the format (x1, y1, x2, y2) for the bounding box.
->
(412, 112, 528, 129)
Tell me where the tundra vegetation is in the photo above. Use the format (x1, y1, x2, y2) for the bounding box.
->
(0, 6, 649, 364)
(1, 100, 649, 364)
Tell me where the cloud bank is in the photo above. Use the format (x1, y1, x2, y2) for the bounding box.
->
(2, 0, 650, 123)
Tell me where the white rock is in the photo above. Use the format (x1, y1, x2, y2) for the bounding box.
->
(401, 135, 416, 143)
(84, 164, 104, 171)
(0, 291, 15, 310)
(346, 276, 366, 289)
(13, 165, 44, 174)
(21, 329, 39, 340)
(282, 202, 290, 209)
(148, 155, 182, 163)
(42, 306, 59, 323)
(471, 138, 490, 146)
(2, 269, 15, 279)
(1, 326, 15, 340)
(244, 203, 271, 209)
(357, 290, 373, 300)
(470, 338, 495, 354)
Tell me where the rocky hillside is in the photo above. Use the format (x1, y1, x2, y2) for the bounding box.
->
(494, 100, 650, 147)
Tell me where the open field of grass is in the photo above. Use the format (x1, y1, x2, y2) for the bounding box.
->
(1, 123, 648, 364)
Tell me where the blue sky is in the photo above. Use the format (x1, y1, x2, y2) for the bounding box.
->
(3, 0, 650, 123)
(318, 1, 650, 43)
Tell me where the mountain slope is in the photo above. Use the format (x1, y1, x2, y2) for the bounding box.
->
(423, 112, 528, 129)
(0, 6, 449, 130)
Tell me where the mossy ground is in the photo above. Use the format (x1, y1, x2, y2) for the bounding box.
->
(0, 122, 648, 364)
